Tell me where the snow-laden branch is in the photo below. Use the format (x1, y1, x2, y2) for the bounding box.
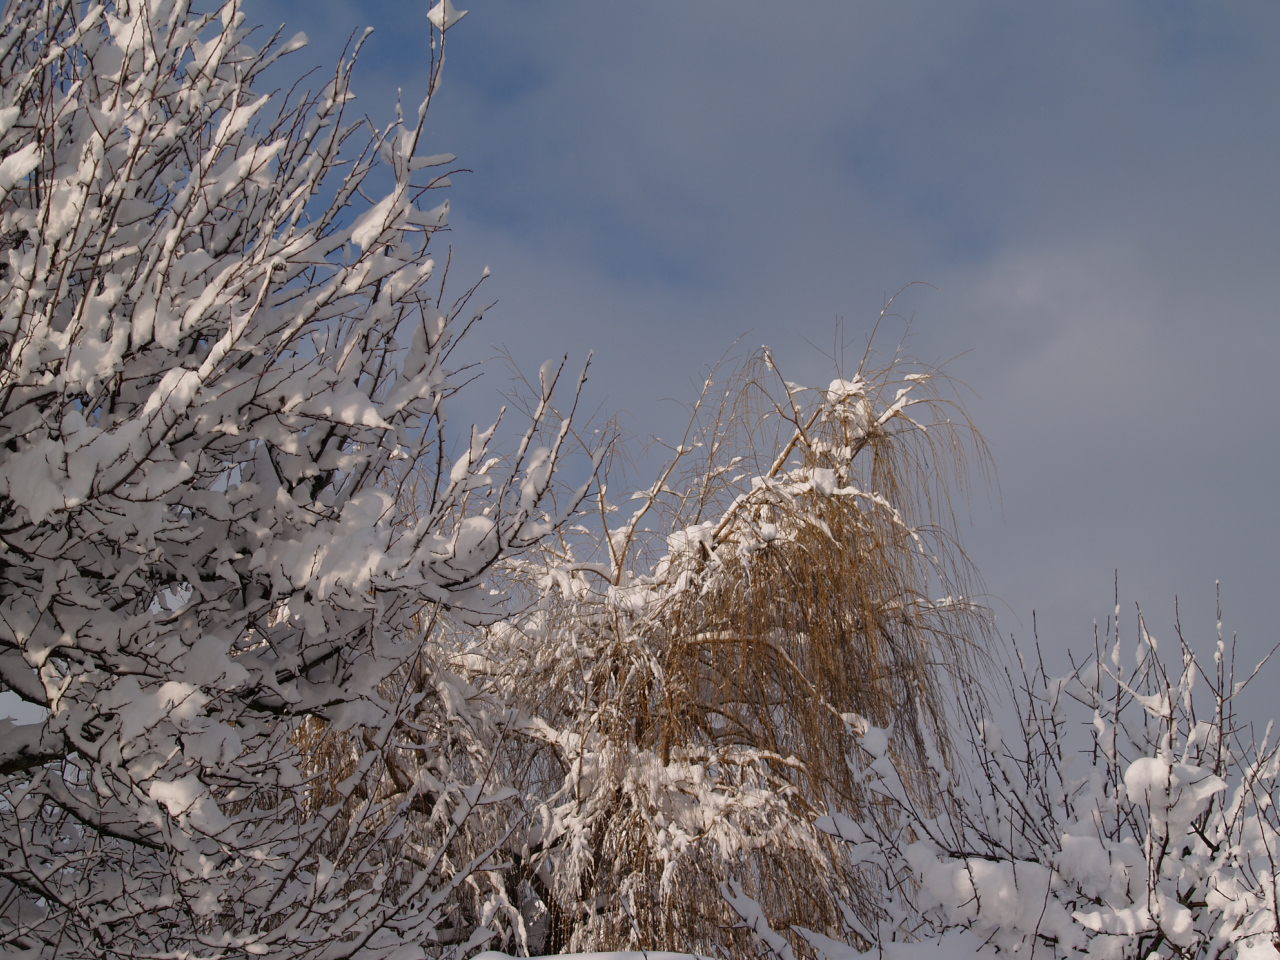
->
(798, 601, 1280, 960)
(0, 1, 590, 955)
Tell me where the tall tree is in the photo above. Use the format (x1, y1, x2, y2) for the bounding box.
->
(0, 1, 585, 956)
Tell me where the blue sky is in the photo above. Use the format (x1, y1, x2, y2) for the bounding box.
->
(260, 0, 1279, 690)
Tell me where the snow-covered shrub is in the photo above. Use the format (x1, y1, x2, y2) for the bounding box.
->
(815, 597, 1280, 960)
(0, 1, 588, 956)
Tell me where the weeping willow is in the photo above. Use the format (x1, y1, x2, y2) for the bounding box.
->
(508, 344, 995, 955)
(295, 340, 996, 957)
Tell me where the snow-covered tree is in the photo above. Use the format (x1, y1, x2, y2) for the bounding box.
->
(465, 344, 993, 955)
(0, 0, 588, 955)
(780, 596, 1280, 960)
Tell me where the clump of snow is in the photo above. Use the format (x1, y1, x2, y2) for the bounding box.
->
(1124, 756, 1225, 834)
(427, 0, 468, 30)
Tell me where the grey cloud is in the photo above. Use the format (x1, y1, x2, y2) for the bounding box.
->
(264, 1, 1278, 687)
